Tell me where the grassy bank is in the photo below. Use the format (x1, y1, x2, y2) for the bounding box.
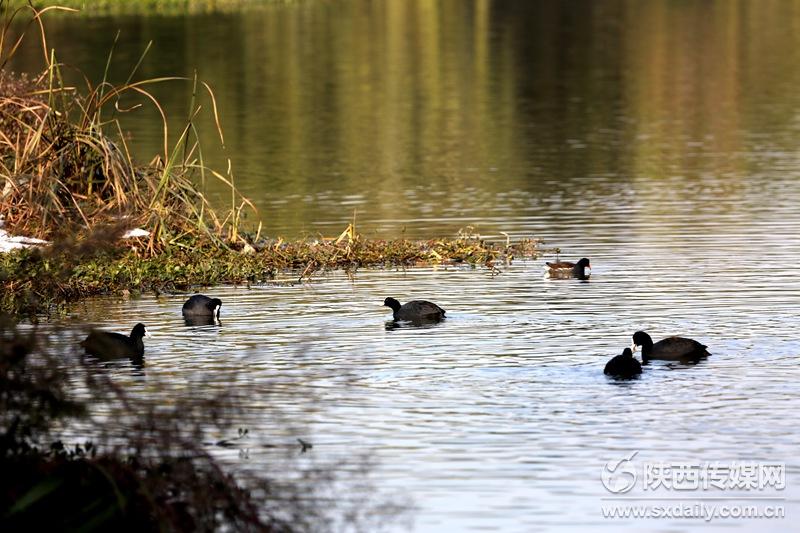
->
(1, 226, 543, 316)
(0, 2, 543, 317)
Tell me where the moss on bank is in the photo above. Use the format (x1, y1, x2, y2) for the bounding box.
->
(1, 230, 543, 317)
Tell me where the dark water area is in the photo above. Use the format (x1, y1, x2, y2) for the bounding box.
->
(9, 0, 800, 530)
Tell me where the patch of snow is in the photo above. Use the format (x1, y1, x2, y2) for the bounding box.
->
(0, 228, 49, 252)
(122, 228, 150, 238)
(0, 214, 150, 252)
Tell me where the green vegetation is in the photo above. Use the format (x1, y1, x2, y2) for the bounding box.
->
(1, 225, 542, 316)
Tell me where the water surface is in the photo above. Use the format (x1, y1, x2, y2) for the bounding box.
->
(71, 241, 800, 531)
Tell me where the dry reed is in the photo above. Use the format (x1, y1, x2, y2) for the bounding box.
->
(0, 1, 256, 255)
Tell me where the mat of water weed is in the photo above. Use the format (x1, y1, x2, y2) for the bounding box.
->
(0, 225, 544, 317)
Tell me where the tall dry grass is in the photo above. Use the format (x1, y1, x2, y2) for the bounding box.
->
(0, 1, 257, 255)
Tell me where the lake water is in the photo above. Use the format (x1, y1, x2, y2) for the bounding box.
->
(13, 0, 800, 530)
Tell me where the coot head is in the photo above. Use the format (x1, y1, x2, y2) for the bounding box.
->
(383, 297, 401, 311)
(182, 295, 222, 318)
(631, 331, 653, 351)
(132, 323, 149, 338)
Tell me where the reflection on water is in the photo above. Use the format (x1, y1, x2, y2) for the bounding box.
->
(10, 0, 800, 530)
(9, 1, 800, 239)
(384, 319, 445, 332)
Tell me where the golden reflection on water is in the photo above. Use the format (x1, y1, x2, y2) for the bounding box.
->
(10, 1, 800, 237)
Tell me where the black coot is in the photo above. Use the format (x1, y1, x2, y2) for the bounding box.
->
(631, 331, 711, 362)
(383, 297, 445, 322)
(82, 323, 148, 360)
(182, 294, 221, 325)
(604, 347, 642, 378)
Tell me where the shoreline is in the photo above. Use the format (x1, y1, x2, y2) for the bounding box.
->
(0, 229, 544, 318)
